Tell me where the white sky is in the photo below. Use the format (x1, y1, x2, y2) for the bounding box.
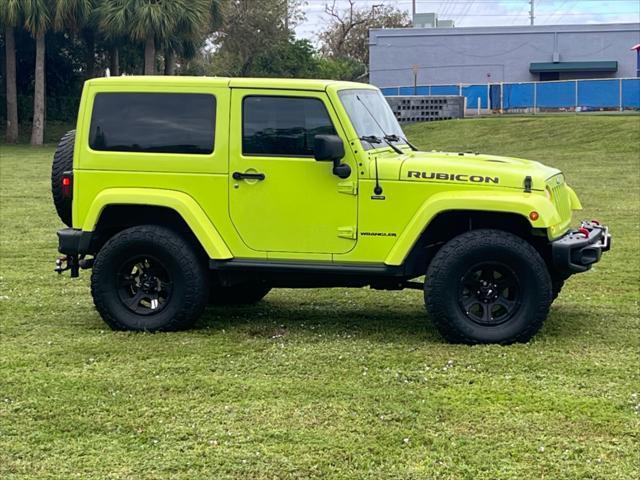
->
(295, 0, 640, 43)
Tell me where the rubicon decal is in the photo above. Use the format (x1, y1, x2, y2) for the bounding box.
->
(408, 171, 499, 184)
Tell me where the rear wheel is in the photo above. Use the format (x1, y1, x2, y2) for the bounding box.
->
(91, 225, 208, 331)
(209, 282, 271, 305)
(425, 229, 552, 344)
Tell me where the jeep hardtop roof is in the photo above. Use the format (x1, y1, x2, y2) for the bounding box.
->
(85, 76, 377, 92)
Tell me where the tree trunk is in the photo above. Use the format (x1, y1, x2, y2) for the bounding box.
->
(144, 36, 156, 75)
(164, 49, 176, 75)
(30, 32, 46, 146)
(84, 29, 95, 78)
(5, 26, 19, 144)
(110, 46, 120, 76)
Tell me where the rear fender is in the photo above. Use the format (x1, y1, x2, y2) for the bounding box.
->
(82, 188, 233, 260)
(385, 190, 559, 266)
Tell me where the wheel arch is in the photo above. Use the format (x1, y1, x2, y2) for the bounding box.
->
(386, 191, 559, 269)
(83, 188, 232, 260)
(391, 205, 555, 277)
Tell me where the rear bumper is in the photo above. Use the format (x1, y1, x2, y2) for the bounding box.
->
(57, 228, 92, 255)
(551, 221, 611, 275)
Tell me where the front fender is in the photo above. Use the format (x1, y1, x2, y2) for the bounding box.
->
(385, 190, 559, 266)
(82, 188, 233, 260)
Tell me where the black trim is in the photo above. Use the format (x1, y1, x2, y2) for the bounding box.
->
(57, 228, 92, 255)
(209, 259, 405, 276)
(551, 221, 611, 275)
(209, 259, 411, 289)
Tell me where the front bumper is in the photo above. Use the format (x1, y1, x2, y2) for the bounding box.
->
(551, 221, 611, 275)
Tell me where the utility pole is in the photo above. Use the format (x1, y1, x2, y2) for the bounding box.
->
(412, 0, 416, 18)
(529, 0, 535, 25)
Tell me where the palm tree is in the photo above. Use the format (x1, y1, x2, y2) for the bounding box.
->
(23, 0, 53, 146)
(54, 0, 98, 78)
(1, 0, 22, 143)
(101, 0, 221, 75)
(101, 0, 181, 75)
(162, 0, 220, 75)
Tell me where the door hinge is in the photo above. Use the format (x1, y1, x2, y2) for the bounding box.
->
(337, 181, 358, 196)
(337, 226, 357, 240)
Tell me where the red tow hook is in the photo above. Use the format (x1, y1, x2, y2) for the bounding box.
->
(578, 227, 590, 238)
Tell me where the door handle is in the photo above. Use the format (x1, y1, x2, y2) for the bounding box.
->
(232, 171, 266, 181)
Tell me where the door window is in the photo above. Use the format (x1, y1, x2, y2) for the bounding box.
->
(242, 96, 336, 157)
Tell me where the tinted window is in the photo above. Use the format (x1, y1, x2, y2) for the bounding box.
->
(242, 96, 336, 156)
(89, 93, 215, 154)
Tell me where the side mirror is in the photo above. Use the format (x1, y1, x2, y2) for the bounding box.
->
(314, 134, 351, 179)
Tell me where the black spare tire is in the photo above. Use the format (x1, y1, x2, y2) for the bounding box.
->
(51, 130, 75, 227)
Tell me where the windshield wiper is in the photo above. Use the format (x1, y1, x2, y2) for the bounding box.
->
(355, 96, 404, 155)
(359, 135, 382, 145)
(361, 134, 403, 154)
(384, 134, 419, 152)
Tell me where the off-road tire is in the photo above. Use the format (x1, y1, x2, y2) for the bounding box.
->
(91, 225, 209, 331)
(551, 276, 565, 302)
(51, 130, 75, 227)
(209, 283, 271, 305)
(425, 229, 552, 344)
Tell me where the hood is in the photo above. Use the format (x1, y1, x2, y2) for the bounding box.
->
(375, 150, 561, 191)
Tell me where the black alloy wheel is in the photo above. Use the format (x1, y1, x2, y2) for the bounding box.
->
(459, 262, 521, 326)
(117, 256, 173, 315)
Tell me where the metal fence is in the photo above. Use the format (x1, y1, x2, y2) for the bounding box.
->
(381, 78, 640, 112)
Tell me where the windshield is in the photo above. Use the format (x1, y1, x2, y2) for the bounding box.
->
(338, 89, 406, 150)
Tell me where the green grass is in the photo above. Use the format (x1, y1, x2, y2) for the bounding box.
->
(1, 115, 639, 479)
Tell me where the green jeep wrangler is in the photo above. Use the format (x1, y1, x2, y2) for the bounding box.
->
(52, 76, 610, 344)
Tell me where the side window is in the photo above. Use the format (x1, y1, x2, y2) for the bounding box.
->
(242, 96, 336, 157)
(89, 92, 216, 154)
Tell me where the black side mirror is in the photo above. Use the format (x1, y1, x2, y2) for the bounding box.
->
(314, 134, 351, 179)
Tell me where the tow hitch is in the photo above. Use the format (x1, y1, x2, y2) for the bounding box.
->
(55, 255, 94, 277)
(55, 255, 80, 277)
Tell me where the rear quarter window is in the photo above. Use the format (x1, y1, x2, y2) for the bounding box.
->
(89, 92, 216, 154)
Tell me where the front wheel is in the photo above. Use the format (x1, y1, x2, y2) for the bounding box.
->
(424, 229, 552, 344)
(91, 225, 209, 331)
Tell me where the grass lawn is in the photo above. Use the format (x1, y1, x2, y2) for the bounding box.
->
(1, 115, 639, 479)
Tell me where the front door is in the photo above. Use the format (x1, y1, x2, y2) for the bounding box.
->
(229, 89, 358, 255)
